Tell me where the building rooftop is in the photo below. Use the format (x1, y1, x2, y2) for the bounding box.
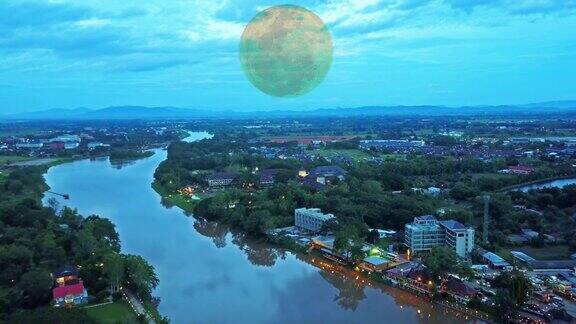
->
(52, 282, 85, 299)
(482, 252, 510, 267)
(440, 219, 466, 230)
(296, 208, 335, 221)
(206, 172, 238, 180)
(363, 256, 389, 266)
(309, 165, 347, 177)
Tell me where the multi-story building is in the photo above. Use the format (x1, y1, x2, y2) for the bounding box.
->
(294, 208, 335, 233)
(404, 215, 445, 253)
(440, 220, 475, 258)
(405, 215, 474, 258)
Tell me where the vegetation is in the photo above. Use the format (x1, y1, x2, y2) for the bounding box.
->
(109, 149, 154, 161)
(492, 271, 533, 321)
(84, 301, 137, 324)
(0, 167, 161, 322)
(422, 246, 473, 279)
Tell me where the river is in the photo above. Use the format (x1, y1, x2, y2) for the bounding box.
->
(43, 132, 477, 324)
(514, 178, 576, 192)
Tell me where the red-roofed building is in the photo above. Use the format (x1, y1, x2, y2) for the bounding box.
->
(52, 281, 88, 307)
(52, 265, 88, 307)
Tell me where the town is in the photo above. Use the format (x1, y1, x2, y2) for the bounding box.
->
(150, 114, 576, 323)
(1, 113, 576, 323)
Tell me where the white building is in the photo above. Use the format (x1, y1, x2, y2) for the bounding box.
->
(294, 208, 335, 233)
(440, 220, 475, 258)
(405, 215, 474, 258)
(404, 215, 445, 253)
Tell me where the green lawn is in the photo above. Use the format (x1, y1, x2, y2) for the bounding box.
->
(0, 155, 29, 165)
(84, 301, 137, 324)
(152, 181, 198, 212)
(312, 148, 406, 162)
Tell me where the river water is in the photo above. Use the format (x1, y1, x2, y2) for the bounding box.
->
(516, 178, 576, 192)
(43, 132, 476, 324)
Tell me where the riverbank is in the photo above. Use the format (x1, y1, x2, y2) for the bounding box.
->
(36, 161, 166, 323)
(151, 181, 199, 212)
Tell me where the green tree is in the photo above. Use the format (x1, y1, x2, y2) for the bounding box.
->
(123, 255, 159, 299)
(422, 246, 458, 278)
(103, 253, 125, 294)
(19, 268, 53, 308)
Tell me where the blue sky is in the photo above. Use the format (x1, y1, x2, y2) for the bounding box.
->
(1, 0, 575, 113)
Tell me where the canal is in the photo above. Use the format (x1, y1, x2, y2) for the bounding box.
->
(43, 132, 477, 324)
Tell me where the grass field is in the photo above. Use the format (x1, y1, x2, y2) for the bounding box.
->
(85, 301, 137, 324)
(0, 155, 29, 165)
(152, 181, 198, 212)
(313, 148, 407, 162)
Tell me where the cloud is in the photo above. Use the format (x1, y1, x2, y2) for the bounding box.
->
(444, 0, 576, 15)
(0, 1, 93, 29)
(114, 57, 199, 73)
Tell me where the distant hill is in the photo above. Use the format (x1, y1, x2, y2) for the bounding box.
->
(2, 101, 576, 120)
(520, 100, 576, 109)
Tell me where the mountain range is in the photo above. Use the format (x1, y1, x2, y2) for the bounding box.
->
(2, 101, 576, 120)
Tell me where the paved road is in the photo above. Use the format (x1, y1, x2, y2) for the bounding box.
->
(123, 290, 157, 324)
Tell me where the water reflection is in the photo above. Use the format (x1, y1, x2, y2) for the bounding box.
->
(191, 218, 478, 322)
(193, 218, 229, 248)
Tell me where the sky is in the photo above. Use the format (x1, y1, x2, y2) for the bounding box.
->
(1, 0, 575, 113)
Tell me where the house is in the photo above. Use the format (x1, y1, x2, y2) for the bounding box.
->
(52, 265, 88, 307)
(446, 277, 479, 304)
(259, 169, 280, 186)
(53, 282, 88, 307)
(206, 172, 238, 187)
(302, 165, 347, 189)
(509, 165, 536, 175)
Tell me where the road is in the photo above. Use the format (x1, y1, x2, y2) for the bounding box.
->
(123, 289, 157, 324)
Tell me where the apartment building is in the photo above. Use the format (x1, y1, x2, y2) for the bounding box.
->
(405, 215, 474, 258)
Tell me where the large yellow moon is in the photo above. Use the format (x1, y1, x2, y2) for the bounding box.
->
(239, 5, 333, 98)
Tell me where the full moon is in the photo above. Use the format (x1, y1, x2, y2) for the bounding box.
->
(239, 5, 333, 98)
